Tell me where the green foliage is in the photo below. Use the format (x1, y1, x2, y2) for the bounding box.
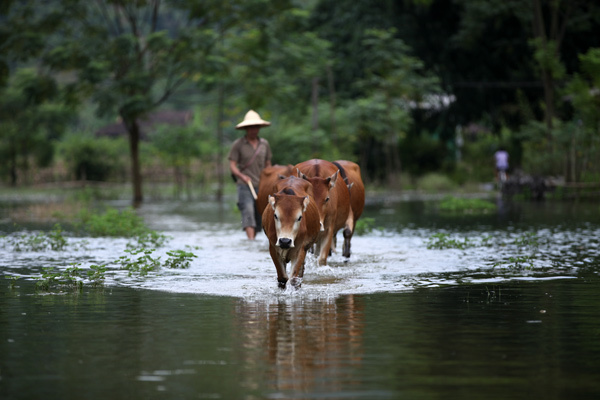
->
(58, 134, 127, 181)
(119, 248, 197, 276)
(426, 233, 472, 250)
(438, 196, 497, 214)
(119, 248, 161, 277)
(75, 206, 169, 247)
(0, 68, 74, 184)
(4, 224, 67, 252)
(417, 173, 456, 192)
(35, 263, 107, 291)
(354, 217, 376, 236)
(164, 250, 197, 269)
(79, 207, 141, 236)
(427, 231, 542, 270)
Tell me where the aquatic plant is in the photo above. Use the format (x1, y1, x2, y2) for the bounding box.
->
(426, 233, 472, 250)
(438, 196, 497, 214)
(128, 230, 170, 249)
(164, 250, 197, 269)
(6, 275, 19, 289)
(119, 248, 162, 277)
(492, 255, 534, 270)
(5, 224, 67, 252)
(76, 207, 169, 247)
(35, 265, 85, 291)
(513, 232, 540, 248)
(35, 263, 108, 291)
(87, 264, 107, 286)
(119, 248, 198, 275)
(354, 217, 377, 236)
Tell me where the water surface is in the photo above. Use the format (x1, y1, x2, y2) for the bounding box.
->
(1, 195, 599, 399)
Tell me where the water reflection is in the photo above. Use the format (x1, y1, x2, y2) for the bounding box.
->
(235, 295, 365, 397)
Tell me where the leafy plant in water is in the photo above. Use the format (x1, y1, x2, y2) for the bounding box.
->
(76, 207, 169, 247)
(164, 250, 197, 269)
(438, 196, 497, 214)
(87, 264, 107, 286)
(513, 232, 540, 248)
(35, 263, 108, 291)
(426, 233, 471, 250)
(354, 217, 377, 236)
(128, 230, 170, 249)
(36, 265, 83, 291)
(6, 224, 67, 252)
(492, 255, 534, 270)
(6, 275, 19, 289)
(119, 248, 161, 277)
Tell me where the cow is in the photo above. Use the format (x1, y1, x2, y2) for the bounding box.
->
(256, 164, 294, 215)
(332, 160, 365, 258)
(262, 186, 320, 288)
(295, 159, 350, 266)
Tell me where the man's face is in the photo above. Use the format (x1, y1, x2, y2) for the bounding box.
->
(246, 126, 261, 136)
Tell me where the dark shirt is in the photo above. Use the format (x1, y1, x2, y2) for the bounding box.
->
(228, 137, 272, 187)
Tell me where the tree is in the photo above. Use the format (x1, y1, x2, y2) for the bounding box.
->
(0, 69, 73, 185)
(45, 0, 217, 205)
(352, 28, 440, 185)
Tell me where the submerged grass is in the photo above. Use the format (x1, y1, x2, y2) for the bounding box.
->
(2, 224, 68, 252)
(427, 231, 543, 270)
(438, 196, 497, 214)
(75, 206, 169, 247)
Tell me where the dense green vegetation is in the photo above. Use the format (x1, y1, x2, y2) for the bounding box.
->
(1, 0, 599, 203)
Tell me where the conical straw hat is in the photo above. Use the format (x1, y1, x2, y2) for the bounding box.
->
(235, 110, 271, 129)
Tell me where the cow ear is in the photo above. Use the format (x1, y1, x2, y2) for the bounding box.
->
(268, 195, 276, 210)
(329, 171, 339, 188)
(302, 196, 309, 212)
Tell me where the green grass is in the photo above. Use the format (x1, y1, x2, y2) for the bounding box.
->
(438, 196, 497, 214)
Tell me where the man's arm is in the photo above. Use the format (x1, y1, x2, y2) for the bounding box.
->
(229, 159, 251, 184)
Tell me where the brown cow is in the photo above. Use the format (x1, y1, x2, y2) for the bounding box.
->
(256, 164, 294, 215)
(295, 159, 350, 266)
(332, 160, 365, 258)
(262, 187, 320, 288)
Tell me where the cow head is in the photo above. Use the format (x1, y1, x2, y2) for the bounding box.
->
(299, 170, 338, 230)
(268, 191, 310, 249)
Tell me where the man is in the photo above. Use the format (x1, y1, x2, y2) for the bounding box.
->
(228, 110, 272, 240)
(494, 147, 509, 182)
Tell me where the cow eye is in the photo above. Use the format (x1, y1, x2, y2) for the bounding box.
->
(297, 215, 302, 221)
(274, 214, 279, 221)
(325, 197, 330, 203)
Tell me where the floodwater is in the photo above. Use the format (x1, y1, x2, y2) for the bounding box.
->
(1, 194, 600, 399)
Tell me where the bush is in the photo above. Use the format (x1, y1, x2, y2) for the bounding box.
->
(59, 134, 127, 181)
(417, 173, 456, 192)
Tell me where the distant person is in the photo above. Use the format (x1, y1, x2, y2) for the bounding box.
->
(494, 147, 509, 182)
(228, 110, 272, 240)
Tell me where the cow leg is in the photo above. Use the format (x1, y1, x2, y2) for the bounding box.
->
(289, 249, 306, 288)
(269, 245, 288, 288)
(342, 209, 355, 258)
(318, 230, 334, 266)
(343, 227, 352, 258)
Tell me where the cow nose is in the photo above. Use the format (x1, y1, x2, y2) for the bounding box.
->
(278, 238, 293, 248)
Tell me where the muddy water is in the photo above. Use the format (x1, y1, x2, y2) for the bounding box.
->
(1, 195, 600, 399)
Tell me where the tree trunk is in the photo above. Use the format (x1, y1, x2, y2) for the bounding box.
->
(9, 152, 17, 186)
(216, 82, 225, 202)
(326, 65, 337, 147)
(311, 77, 320, 154)
(126, 117, 143, 207)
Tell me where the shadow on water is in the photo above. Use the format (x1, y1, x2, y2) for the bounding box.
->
(1, 194, 600, 398)
(1, 278, 599, 399)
